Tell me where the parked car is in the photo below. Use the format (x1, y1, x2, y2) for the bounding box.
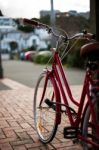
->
(24, 51, 36, 61)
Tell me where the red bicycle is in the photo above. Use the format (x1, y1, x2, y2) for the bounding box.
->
(23, 19, 99, 149)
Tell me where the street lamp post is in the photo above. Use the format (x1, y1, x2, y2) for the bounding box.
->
(50, 0, 55, 27)
(50, 0, 56, 47)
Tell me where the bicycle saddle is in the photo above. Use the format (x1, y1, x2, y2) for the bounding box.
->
(80, 42, 99, 58)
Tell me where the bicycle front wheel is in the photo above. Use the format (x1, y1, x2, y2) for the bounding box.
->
(82, 99, 99, 150)
(33, 73, 58, 143)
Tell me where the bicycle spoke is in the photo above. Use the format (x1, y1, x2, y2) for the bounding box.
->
(34, 73, 58, 143)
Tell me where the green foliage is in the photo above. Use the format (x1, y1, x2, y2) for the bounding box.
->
(9, 41, 18, 50)
(33, 39, 89, 68)
(18, 25, 34, 33)
(39, 15, 89, 32)
(22, 45, 36, 52)
(66, 39, 88, 68)
(66, 50, 84, 68)
(34, 55, 50, 64)
(40, 15, 50, 25)
(29, 45, 36, 50)
(14, 18, 34, 33)
(56, 16, 89, 34)
(9, 41, 18, 59)
(34, 53, 52, 64)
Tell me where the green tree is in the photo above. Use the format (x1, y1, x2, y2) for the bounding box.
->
(9, 41, 18, 59)
(18, 25, 34, 33)
(56, 15, 89, 35)
(14, 19, 34, 33)
(66, 39, 88, 68)
(40, 15, 50, 25)
(9, 41, 18, 51)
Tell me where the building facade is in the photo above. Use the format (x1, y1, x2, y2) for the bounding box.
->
(0, 17, 49, 55)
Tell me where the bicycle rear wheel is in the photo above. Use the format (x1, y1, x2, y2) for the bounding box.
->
(33, 72, 58, 143)
(82, 99, 99, 150)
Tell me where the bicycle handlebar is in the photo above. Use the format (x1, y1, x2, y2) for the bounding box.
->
(24, 18, 49, 29)
(22, 18, 95, 41)
(68, 32, 95, 40)
(23, 18, 62, 39)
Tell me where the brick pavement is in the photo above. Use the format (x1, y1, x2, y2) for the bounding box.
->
(0, 78, 83, 150)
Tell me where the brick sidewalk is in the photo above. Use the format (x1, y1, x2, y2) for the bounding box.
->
(0, 79, 83, 150)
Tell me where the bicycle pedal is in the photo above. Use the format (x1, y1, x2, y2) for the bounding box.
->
(63, 127, 80, 139)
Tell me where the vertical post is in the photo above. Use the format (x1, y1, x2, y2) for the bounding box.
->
(90, 0, 99, 41)
(95, 0, 99, 41)
(50, 0, 55, 27)
(90, 1, 99, 149)
(50, 0, 56, 47)
(0, 31, 3, 78)
(94, 0, 99, 123)
(90, 0, 96, 33)
(0, 11, 3, 78)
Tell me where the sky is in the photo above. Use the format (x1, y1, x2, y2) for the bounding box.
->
(0, 0, 90, 18)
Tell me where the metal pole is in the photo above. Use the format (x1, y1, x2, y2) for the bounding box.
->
(50, 0, 55, 27)
(0, 31, 3, 78)
(50, 0, 56, 47)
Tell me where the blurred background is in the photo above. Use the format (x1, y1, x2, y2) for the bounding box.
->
(0, 0, 92, 71)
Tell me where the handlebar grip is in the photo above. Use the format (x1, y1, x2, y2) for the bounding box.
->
(23, 18, 50, 30)
(82, 30, 96, 40)
(84, 33, 96, 40)
(23, 18, 39, 26)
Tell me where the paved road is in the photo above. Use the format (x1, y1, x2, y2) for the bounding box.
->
(2, 60, 85, 88)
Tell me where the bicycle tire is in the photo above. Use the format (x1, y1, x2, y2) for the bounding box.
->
(82, 98, 99, 150)
(33, 72, 59, 143)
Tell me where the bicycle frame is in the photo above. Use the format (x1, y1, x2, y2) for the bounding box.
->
(24, 18, 99, 147)
(44, 49, 99, 146)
